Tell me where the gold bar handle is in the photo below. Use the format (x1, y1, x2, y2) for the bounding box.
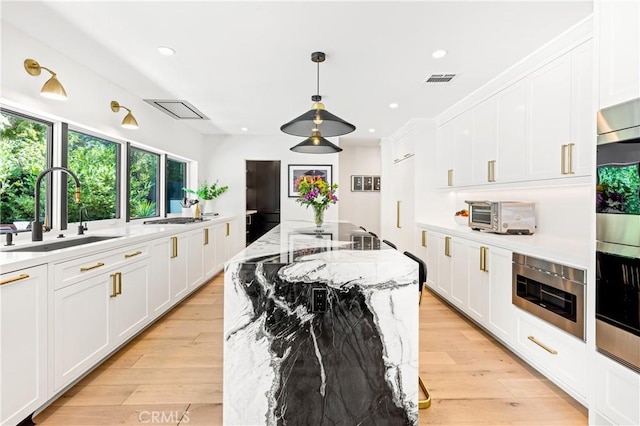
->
(0, 273, 30, 286)
(110, 274, 117, 298)
(204, 228, 209, 245)
(527, 335, 558, 355)
(124, 250, 142, 259)
(567, 143, 575, 174)
(488, 160, 496, 182)
(421, 230, 426, 247)
(226, 223, 230, 236)
(116, 272, 122, 295)
(561, 144, 567, 174)
(396, 201, 401, 228)
(447, 169, 453, 186)
(445, 236, 451, 257)
(479, 246, 489, 272)
(170, 236, 178, 258)
(80, 262, 105, 272)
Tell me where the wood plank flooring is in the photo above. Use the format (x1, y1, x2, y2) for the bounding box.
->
(33, 274, 587, 425)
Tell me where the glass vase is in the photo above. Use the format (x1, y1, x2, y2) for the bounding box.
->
(313, 205, 325, 228)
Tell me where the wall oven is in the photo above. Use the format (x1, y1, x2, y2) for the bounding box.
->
(596, 97, 640, 372)
(512, 253, 586, 340)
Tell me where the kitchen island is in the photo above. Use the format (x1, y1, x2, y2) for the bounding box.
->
(223, 221, 419, 425)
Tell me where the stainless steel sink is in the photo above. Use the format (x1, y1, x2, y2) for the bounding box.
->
(6, 235, 122, 252)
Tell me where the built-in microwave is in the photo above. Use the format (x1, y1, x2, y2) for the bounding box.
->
(465, 201, 536, 235)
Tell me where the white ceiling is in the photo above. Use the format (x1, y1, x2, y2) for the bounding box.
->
(1, 1, 592, 141)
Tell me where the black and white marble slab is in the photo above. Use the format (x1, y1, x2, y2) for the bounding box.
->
(224, 221, 419, 425)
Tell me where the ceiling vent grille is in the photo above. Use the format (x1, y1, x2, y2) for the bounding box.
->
(425, 74, 456, 83)
(143, 99, 209, 120)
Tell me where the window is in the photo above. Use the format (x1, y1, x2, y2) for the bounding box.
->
(0, 110, 51, 226)
(67, 130, 120, 224)
(129, 146, 160, 219)
(166, 158, 186, 214)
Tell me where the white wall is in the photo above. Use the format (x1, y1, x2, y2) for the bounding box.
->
(202, 134, 340, 228)
(338, 143, 381, 234)
(0, 22, 204, 162)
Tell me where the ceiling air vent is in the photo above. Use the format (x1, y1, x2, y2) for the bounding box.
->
(425, 74, 456, 83)
(143, 99, 209, 120)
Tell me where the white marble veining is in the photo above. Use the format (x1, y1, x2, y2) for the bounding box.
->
(224, 221, 419, 425)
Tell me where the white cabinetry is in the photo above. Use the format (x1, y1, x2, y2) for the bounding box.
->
(1, 265, 47, 426)
(594, 352, 640, 426)
(149, 238, 172, 317)
(598, 0, 640, 108)
(436, 40, 593, 187)
(513, 308, 586, 402)
(527, 40, 593, 180)
(186, 229, 204, 289)
(416, 228, 439, 290)
(53, 245, 150, 391)
(168, 234, 189, 300)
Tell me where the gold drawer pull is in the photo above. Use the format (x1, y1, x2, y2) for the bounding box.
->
(396, 201, 401, 228)
(567, 143, 575, 174)
(170, 236, 178, 258)
(80, 262, 105, 272)
(1, 273, 30, 286)
(527, 336, 558, 355)
(421, 230, 426, 247)
(447, 169, 454, 186)
(116, 272, 122, 295)
(204, 228, 209, 245)
(226, 223, 230, 236)
(124, 250, 142, 258)
(444, 236, 451, 257)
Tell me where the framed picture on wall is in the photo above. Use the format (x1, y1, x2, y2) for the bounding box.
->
(373, 176, 381, 191)
(288, 164, 332, 197)
(363, 176, 373, 191)
(351, 175, 363, 191)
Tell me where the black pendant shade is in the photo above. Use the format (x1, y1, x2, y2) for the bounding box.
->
(282, 51, 356, 146)
(280, 105, 356, 137)
(290, 129, 343, 154)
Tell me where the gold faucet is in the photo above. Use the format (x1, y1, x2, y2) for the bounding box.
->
(32, 166, 81, 241)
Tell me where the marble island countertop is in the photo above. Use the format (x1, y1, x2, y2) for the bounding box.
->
(224, 221, 419, 425)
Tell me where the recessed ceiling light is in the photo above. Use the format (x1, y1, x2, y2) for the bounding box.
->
(369, 128, 376, 133)
(432, 49, 447, 59)
(157, 46, 175, 56)
(241, 127, 248, 132)
(389, 103, 399, 109)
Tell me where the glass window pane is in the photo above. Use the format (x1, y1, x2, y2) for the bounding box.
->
(166, 159, 186, 214)
(129, 147, 160, 219)
(67, 130, 119, 223)
(0, 110, 50, 227)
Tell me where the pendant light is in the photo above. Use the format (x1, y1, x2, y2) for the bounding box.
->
(290, 129, 343, 154)
(281, 52, 355, 138)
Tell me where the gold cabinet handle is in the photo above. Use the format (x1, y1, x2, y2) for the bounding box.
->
(204, 228, 209, 245)
(527, 335, 558, 355)
(404, 153, 412, 158)
(116, 272, 122, 295)
(124, 250, 142, 259)
(447, 169, 453, 187)
(396, 201, 401, 228)
(444, 236, 451, 257)
(80, 262, 105, 272)
(479, 246, 489, 272)
(561, 144, 567, 174)
(421, 230, 426, 247)
(488, 160, 496, 182)
(110, 273, 117, 298)
(226, 222, 230, 236)
(567, 143, 575, 174)
(0, 273, 30, 286)
(170, 236, 178, 258)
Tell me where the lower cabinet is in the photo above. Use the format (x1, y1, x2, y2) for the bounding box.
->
(594, 352, 640, 425)
(149, 238, 172, 316)
(513, 309, 587, 402)
(53, 247, 150, 391)
(1, 264, 47, 426)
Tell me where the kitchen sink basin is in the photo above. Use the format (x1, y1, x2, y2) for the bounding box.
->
(6, 235, 122, 252)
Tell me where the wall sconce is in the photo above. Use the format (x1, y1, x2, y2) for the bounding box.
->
(110, 101, 139, 129)
(23, 58, 68, 100)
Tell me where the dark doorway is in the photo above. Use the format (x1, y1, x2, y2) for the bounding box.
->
(246, 160, 281, 245)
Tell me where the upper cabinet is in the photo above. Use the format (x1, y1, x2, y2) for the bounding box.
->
(437, 39, 594, 188)
(598, 0, 640, 108)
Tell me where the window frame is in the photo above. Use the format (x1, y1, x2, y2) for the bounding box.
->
(0, 108, 54, 229)
(165, 156, 188, 215)
(62, 126, 122, 229)
(127, 144, 162, 221)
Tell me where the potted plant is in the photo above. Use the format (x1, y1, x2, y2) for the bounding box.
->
(183, 180, 228, 214)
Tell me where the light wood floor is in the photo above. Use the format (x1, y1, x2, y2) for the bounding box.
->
(33, 274, 587, 425)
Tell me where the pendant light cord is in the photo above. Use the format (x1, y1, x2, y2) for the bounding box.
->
(316, 60, 320, 98)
